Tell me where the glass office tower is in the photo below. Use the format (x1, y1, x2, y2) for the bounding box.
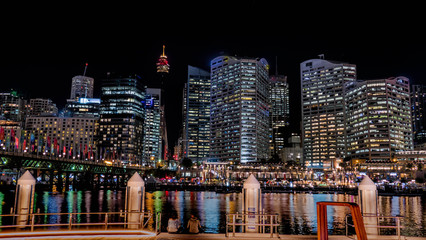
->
(300, 59, 356, 168)
(412, 84, 426, 145)
(182, 66, 211, 162)
(269, 75, 289, 156)
(99, 74, 145, 165)
(210, 56, 270, 163)
(143, 88, 162, 166)
(346, 77, 413, 161)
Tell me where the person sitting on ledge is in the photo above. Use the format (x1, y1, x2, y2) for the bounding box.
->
(167, 213, 180, 233)
(187, 214, 202, 234)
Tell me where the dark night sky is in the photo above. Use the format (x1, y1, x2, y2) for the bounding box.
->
(1, 2, 425, 148)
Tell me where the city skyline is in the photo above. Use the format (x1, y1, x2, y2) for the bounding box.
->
(1, 2, 424, 145)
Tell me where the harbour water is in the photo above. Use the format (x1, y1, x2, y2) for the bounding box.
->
(0, 190, 424, 237)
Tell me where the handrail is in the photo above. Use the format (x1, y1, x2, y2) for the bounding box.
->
(0, 211, 154, 232)
(345, 214, 404, 240)
(225, 212, 280, 238)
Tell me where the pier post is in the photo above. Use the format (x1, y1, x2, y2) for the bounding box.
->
(242, 174, 262, 233)
(358, 175, 378, 235)
(14, 170, 36, 227)
(125, 172, 145, 229)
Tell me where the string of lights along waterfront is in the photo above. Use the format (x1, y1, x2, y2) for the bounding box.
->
(0, 43, 425, 238)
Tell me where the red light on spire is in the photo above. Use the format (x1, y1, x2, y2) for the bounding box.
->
(157, 45, 170, 73)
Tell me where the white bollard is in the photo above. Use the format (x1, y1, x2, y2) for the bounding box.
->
(125, 172, 145, 229)
(15, 170, 36, 227)
(242, 174, 262, 233)
(358, 175, 378, 235)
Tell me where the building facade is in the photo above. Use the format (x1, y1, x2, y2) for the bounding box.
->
(182, 66, 211, 162)
(29, 98, 58, 116)
(210, 56, 270, 163)
(142, 88, 162, 166)
(345, 77, 413, 161)
(300, 59, 356, 168)
(269, 75, 289, 156)
(99, 74, 145, 165)
(70, 75, 94, 100)
(25, 116, 97, 158)
(411, 84, 426, 146)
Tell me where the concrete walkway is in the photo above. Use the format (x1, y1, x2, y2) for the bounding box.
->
(157, 233, 426, 240)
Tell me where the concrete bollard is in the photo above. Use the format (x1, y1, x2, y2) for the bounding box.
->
(15, 170, 36, 227)
(125, 172, 145, 229)
(358, 175, 378, 235)
(242, 174, 262, 233)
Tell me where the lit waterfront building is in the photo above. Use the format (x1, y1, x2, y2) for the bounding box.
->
(300, 58, 356, 169)
(182, 66, 211, 162)
(345, 77, 413, 162)
(29, 98, 58, 116)
(64, 97, 100, 118)
(70, 75, 94, 100)
(99, 74, 145, 165)
(210, 56, 270, 163)
(280, 134, 303, 165)
(25, 116, 97, 158)
(143, 88, 162, 166)
(0, 90, 27, 122)
(269, 75, 289, 156)
(411, 84, 426, 145)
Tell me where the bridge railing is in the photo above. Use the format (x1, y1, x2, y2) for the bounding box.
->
(0, 211, 156, 233)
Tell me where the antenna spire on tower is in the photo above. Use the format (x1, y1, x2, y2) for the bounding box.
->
(162, 45, 166, 57)
(83, 62, 88, 76)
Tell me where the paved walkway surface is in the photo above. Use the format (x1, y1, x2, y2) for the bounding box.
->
(157, 233, 426, 240)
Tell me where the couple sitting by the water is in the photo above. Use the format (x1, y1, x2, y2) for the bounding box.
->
(167, 213, 202, 234)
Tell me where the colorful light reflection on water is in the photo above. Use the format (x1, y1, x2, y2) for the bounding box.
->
(0, 190, 424, 236)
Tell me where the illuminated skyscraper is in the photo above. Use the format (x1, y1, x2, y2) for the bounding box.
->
(345, 77, 413, 161)
(300, 59, 356, 168)
(210, 56, 270, 163)
(182, 66, 210, 162)
(411, 84, 426, 145)
(156, 45, 170, 74)
(99, 74, 145, 165)
(142, 88, 162, 166)
(269, 75, 289, 156)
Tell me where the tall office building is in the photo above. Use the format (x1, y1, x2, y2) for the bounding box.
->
(210, 56, 270, 163)
(269, 75, 289, 156)
(70, 75, 94, 100)
(411, 84, 426, 145)
(345, 77, 413, 161)
(142, 88, 162, 166)
(0, 91, 27, 122)
(99, 74, 145, 165)
(300, 59, 356, 168)
(182, 66, 210, 162)
(29, 98, 58, 116)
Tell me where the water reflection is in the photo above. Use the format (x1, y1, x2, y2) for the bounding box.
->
(0, 190, 423, 236)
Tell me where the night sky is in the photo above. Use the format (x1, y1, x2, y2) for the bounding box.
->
(1, 2, 424, 148)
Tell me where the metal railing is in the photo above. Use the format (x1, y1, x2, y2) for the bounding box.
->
(0, 210, 158, 233)
(225, 212, 280, 238)
(345, 214, 404, 240)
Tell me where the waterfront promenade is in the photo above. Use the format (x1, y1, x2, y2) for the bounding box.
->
(1, 231, 426, 240)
